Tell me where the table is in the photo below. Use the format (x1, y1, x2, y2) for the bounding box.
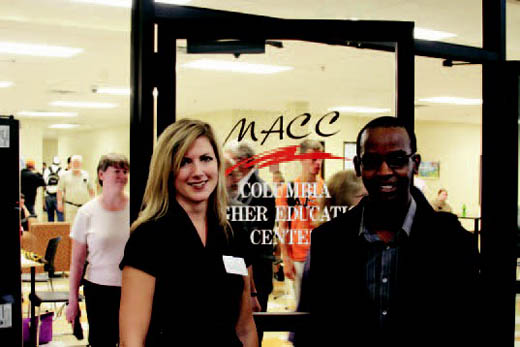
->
(21, 254, 44, 346)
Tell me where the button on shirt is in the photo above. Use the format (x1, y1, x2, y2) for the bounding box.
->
(359, 197, 417, 329)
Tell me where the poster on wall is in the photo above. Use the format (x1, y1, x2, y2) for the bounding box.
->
(418, 161, 440, 179)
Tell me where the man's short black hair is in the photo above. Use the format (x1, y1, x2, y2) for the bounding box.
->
(356, 116, 417, 156)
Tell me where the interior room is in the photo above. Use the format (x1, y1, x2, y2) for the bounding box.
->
(2, 0, 519, 345)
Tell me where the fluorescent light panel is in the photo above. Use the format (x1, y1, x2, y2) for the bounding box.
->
(72, 0, 130, 7)
(72, 0, 190, 7)
(418, 97, 482, 105)
(330, 106, 391, 114)
(18, 111, 78, 117)
(182, 59, 293, 74)
(94, 87, 130, 95)
(50, 101, 117, 109)
(49, 123, 80, 129)
(0, 81, 13, 88)
(0, 42, 83, 58)
(155, 0, 191, 4)
(414, 27, 456, 41)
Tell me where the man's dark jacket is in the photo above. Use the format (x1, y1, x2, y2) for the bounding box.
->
(295, 188, 481, 347)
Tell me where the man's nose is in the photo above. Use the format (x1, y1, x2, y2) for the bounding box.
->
(376, 160, 393, 176)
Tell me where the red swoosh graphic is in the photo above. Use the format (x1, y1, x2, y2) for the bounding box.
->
(225, 145, 347, 176)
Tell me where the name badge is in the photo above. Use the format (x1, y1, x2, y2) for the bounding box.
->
(222, 256, 248, 276)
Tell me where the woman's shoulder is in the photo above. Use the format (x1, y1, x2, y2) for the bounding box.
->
(130, 215, 171, 240)
(76, 197, 101, 215)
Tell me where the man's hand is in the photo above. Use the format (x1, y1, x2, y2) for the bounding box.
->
(57, 201, 63, 213)
(283, 257, 296, 280)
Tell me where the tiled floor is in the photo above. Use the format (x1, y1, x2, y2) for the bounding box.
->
(22, 276, 297, 346)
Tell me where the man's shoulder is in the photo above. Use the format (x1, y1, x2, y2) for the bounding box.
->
(414, 204, 471, 242)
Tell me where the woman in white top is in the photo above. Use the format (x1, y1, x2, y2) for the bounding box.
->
(65, 153, 130, 346)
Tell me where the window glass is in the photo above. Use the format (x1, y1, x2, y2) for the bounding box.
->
(415, 56, 482, 233)
(176, 38, 395, 317)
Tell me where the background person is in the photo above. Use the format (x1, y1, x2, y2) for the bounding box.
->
(43, 156, 64, 221)
(119, 119, 257, 346)
(275, 139, 324, 302)
(20, 193, 32, 232)
(314, 169, 366, 226)
(57, 155, 95, 223)
(65, 153, 130, 346)
(225, 141, 276, 345)
(21, 158, 45, 215)
(430, 188, 453, 212)
(224, 154, 262, 314)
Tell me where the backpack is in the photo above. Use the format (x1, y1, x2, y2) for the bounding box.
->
(47, 167, 61, 186)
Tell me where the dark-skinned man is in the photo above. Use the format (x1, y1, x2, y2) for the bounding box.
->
(294, 116, 480, 347)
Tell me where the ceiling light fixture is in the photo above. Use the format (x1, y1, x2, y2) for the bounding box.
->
(418, 97, 482, 105)
(0, 81, 13, 88)
(182, 59, 293, 74)
(155, 0, 192, 4)
(50, 101, 117, 109)
(18, 111, 78, 117)
(48, 123, 80, 129)
(0, 42, 83, 58)
(414, 28, 457, 41)
(94, 87, 130, 95)
(329, 106, 391, 114)
(72, 0, 191, 7)
(71, 0, 131, 8)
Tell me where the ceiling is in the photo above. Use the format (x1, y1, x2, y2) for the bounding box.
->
(0, 0, 519, 138)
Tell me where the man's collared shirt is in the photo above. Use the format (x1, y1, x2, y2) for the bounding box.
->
(358, 197, 417, 329)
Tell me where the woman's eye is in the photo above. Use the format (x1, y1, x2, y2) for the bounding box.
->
(201, 155, 213, 162)
(180, 158, 191, 166)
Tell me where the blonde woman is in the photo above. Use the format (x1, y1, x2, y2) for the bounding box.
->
(119, 119, 257, 347)
(66, 153, 130, 346)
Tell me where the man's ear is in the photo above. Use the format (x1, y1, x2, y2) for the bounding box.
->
(353, 156, 362, 177)
(412, 154, 421, 175)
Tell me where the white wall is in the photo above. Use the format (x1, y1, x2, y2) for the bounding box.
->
(43, 138, 58, 166)
(19, 119, 45, 219)
(57, 125, 130, 193)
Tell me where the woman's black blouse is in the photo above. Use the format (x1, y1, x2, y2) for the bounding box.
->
(120, 202, 245, 346)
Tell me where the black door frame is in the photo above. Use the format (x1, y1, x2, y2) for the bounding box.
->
(131, 2, 415, 220)
(131, 0, 517, 343)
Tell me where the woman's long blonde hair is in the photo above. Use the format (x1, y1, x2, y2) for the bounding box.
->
(131, 119, 228, 233)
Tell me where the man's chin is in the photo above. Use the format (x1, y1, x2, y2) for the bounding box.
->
(369, 192, 407, 206)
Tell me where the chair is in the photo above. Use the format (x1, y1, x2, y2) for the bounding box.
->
(22, 236, 62, 292)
